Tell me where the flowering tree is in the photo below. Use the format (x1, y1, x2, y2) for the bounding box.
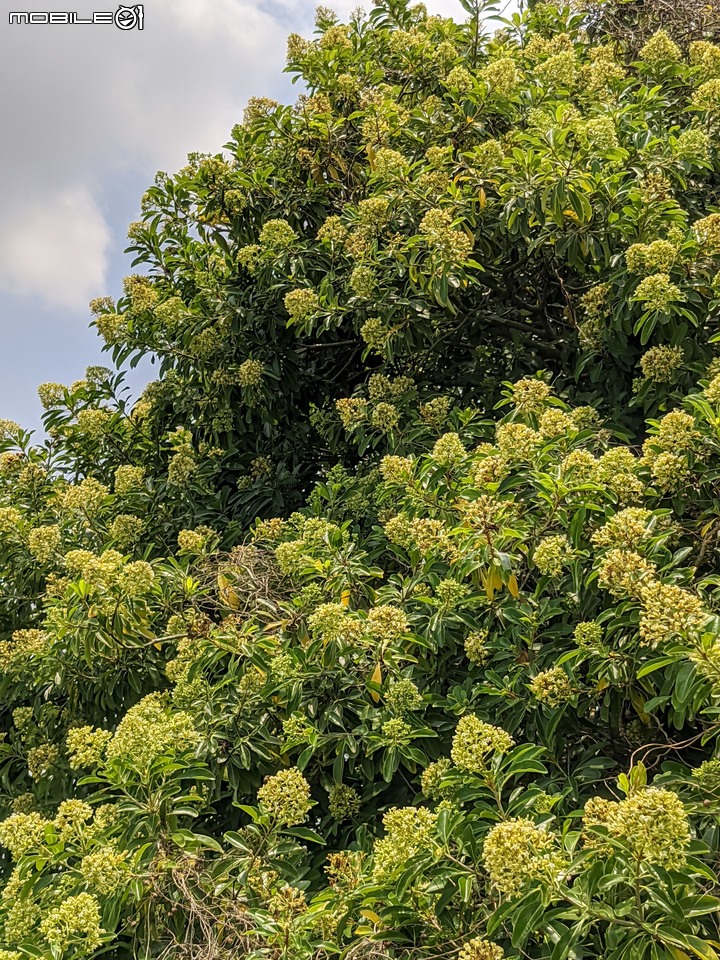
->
(2, 1, 720, 958)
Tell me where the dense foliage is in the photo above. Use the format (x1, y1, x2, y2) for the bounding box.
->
(3, 1, 720, 958)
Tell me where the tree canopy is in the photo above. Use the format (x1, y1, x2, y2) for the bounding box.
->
(2, 1, 720, 959)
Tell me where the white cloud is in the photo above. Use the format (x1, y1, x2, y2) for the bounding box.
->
(0, 0, 466, 311)
(0, 186, 111, 310)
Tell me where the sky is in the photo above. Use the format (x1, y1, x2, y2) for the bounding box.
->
(0, 0, 468, 432)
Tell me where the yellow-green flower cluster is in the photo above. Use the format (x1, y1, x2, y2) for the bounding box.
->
(27, 524, 61, 563)
(533, 535, 574, 578)
(495, 422, 542, 461)
(693, 78, 720, 110)
(115, 464, 145, 496)
(650, 410, 698, 451)
(689, 41, 720, 79)
(675, 127, 710, 161)
(597, 548, 656, 599)
(237, 358, 264, 389)
(465, 629, 489, 664)
(367, 605, 409, 642)
(0, 812, 50, 859)
(639, 581, 706, 645)
(482, 57, 518, 95)
(372, 147, 408, 179)
(66, 725, 112, 769)
(639, 29, 681, 66)
(592, 507, 653, 549)
(705, 374, 720, 404)
(76, 407, 111, 439)
(109, 514, 144, 548)
(469, 138, 505, 177)
(595, 447, 644, 502)
(350, 265, 377, 299)
(89, 296, 114, 316)
(284, 288, 320, 321)
(536, 51, 577, 87)
(379, 454, 413, 485)
(651, 451, 689, 490)
(574, 621, 603, 649)
(308, 603, 363, 643)
(538, 408, 573, 437)
(381, 717, 412, 745)
(94, 312, 127, 345)
(561, 450, 597, 483)
(80, 844, 128, 894)
(626, 240, 677, 274)
(432, 432, 465, 466)
(12, 707, 33, 732)
(237, 244, 260, 272)
(0, 419, 21, 439)
(0, 629, 48, 674)
(384, 515, 455, 559)
(39, 892, 103, 953)
(121, 559, 154, 597)
(328, 783, 361, 821)
(37, 382, 65, 408)
(54, 799, 93, 841)
(257, 768, 313, 825)
(640, 345, 683, 382)
(421, 757, 453, 800)
(371, 403, 400, 431)
(692, 758, 720, 792)
(585, 44, 626, 90)
(530, 667, 574, 706)
(419, 208, 473, 262)
(177, 525, 215, 554)
(123, 273, 158, 313)
(259, 218, 298, 249)
(372, 806, 437, 881)
(0, 506, 22, 534)
(482, 818, 561, 897)
(589, 787, 690, 868)
(420, 395, 453, 429)
(446, 65, 474, 92)
(59, 477, 109, 515)
(27, 743, 60, 779)
(580, 282, 610, 318)
(694, 213, 720, 255)
(106, 693, 197, 769)
(459, 938, 505, 960)
(317, 215, 348, 244)
(511, 378, 551, 415)
(632, 273, 683, 312)
(386, 678, 423, 713)
(361, 317, 391, 352)
(585, 116, 618, 151)
(336, 397, 368, 430)
(451, 715, 514, 772)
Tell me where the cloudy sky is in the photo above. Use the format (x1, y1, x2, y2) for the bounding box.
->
(0, 0, 467, 431)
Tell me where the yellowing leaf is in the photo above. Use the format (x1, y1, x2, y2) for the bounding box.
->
(480, 569, 495, 600)
(370, 663, 382, 703)
(341, 589, 351, 608)
(217, 572, 240, 610)
(479, 188, 487, 209)
(360, 910, 382, 925)
(629, 687, 650, 724)
(507, 573, 519, 599)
